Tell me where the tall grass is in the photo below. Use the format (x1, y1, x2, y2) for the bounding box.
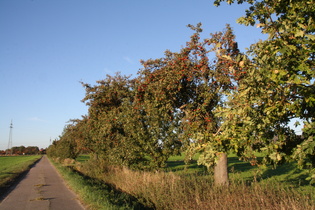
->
(50, 158, 148, 210)
(77, 158, 315, 210)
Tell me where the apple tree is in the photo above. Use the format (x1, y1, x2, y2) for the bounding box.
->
(81, 73, 145, 167)
(213, 0, 315, 181)
(137, 23, 245, 182)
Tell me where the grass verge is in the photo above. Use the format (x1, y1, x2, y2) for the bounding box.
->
(49, 157, 150, 210)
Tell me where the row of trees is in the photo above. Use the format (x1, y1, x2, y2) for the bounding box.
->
(48, 0, 314, 185)
(1, 146, 42, 155)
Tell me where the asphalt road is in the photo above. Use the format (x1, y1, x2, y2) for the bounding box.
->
(0, 156, 85, 210)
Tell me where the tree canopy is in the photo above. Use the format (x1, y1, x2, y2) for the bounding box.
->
(49, 0, 315, 183)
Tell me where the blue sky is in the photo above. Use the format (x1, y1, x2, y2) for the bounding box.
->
(0, 0, 270, 150)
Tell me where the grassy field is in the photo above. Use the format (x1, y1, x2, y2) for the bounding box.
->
(76, 154, 90, 163)
(0, 155, 42, 194)
(52, 154, 315, 209)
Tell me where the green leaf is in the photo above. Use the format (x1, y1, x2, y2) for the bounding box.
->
(295, 30, 304, 37)
(306, 34, 315, 40)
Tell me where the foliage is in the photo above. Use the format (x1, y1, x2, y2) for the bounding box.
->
(55, 0, 315, 184)
(212, 0, 315, 180)
(80, 73, 149, 168)
(9, 146, 40, 155)
(136, 23, 249, 173)
(47, 123, 81, 160)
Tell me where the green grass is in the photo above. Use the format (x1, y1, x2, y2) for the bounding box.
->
(0, 155, 42, 192)
(76, 154, 90, 163)
(165, 153, 315, 196)
(77, 153, 314, 187)
(164, 153, 207, 174)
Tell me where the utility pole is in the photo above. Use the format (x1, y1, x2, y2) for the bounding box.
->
(6, 120, 13, 155)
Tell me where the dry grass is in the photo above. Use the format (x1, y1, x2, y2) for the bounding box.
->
(77, 160, 315, 210)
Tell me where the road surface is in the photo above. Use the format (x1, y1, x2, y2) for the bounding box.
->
(0, 156, 85, 210)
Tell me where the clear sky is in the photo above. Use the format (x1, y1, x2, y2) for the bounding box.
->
(0, 0, 270, 150)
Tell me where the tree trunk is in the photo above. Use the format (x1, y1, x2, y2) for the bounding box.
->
(93, 153, 99, 160)
(214, 152, 229, 186)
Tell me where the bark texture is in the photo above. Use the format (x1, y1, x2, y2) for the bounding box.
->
(214, 153, 229, 186)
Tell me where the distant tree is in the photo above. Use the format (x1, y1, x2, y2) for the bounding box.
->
(67, 116, 91, 154)
(10, 146, 40, 155)
(24, 146, 39, 155)
(47, 123, 80, 160)
(11, 146, 25, 155)
(81, 73, 145, 167)
(47, 138, 78, 160)
(47, 140, 58, 158)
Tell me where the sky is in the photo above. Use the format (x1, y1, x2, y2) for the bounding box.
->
(0, 0, 274, 150)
